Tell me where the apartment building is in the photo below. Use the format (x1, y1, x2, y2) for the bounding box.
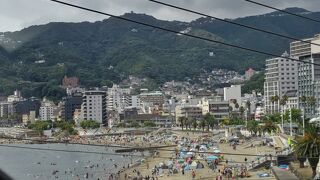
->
(81, 91, 107, 125)
(291, 34, 320, 117)
(264, 52, 298, 114)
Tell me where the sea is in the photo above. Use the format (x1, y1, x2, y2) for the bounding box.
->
(0, 143, 143, 180)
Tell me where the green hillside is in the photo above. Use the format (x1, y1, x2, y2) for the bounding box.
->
(0, 9, 320, 99)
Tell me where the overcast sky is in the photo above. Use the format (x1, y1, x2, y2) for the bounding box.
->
(1, 0, 320, 32)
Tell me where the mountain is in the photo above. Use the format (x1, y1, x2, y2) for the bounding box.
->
(0, 9, 320, 99)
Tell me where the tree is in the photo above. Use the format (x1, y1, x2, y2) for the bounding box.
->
(80, 120, 100, 129)
(129, 121, 141, 128)
(263, 113, 281, 123)
(235, 103, 240, 110)
(247, 120, 259, 135)
(187, 118, 193, 130)
(192, 119, 198, 131)
(55, 121, 77, 135)
(204, 113, 215, 131)
(199, 120, 206, 132)
(280, 95, 288, 112)
(246, 101, 251, 118)
(270, 95, 279, 114)
(284, 108, 302, 124)
(28, 121, 51, 136)
(144, 121, 156, 127)
(294, 124, 320, 177)
(178, 117, 186, 131)
(262, 120, 277, 134)
(239, 106, 245, 119)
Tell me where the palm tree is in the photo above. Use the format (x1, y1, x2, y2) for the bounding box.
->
(204, 113, 216, 131)
(247, 120, 259, 136)
(262, 120, 278, 135)
(294, 124, 320, 177)
(239, 106, 245, 119)
(192, 119, 198, 131)
(178, 117, 185, 131)
(186, 118, 192, 130)
(246, 101, 251, 118)
(274, 95, 280, 113)
(280, 95, 288, 112)
(199, 119, 206, 132)
(269, 96, 275, 114)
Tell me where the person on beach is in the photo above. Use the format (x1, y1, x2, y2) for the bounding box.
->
(191, 170, 196, 179)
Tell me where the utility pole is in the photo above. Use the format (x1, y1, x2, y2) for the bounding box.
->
(289, 108, 293, 136)
(281, 109, 284, 130)
(302, 109, 305, 136)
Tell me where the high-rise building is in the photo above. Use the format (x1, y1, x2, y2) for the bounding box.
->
(81, 90, 107, 125)
(0, 102, 13, 118)
(264, 52, 298, 113)
(291, 34, 320, 117)
(61, 94, 83, 121)
(107, 84, 131, 112)
(39, 99, 56, 121)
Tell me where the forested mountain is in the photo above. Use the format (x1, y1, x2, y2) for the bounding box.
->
(0, 8, 320, 99)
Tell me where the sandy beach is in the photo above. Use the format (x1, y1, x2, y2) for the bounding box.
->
(119, 130, 277, 180)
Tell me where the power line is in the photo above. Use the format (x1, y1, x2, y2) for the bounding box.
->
(48, 0, 320, 66)
(149, 0, 320, 47)
(244, 0, 320, 23)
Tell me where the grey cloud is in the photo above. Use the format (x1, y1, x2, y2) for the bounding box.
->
(1, 0, 320, 32)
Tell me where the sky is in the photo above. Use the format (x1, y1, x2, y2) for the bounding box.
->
(1, 0, 320, 32)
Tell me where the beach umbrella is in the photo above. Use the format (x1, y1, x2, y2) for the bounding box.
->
(206, 155, 219, 161)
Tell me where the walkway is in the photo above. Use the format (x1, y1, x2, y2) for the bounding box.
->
(272, 167, 299, 180)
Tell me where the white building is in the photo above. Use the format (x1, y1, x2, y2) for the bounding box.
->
(107, 84, 131, 112)
(264, 52, 298, 114)
(7, 90, 24, 102)
(201, 96, 229, 121)
(39, 99, 56, 121)
(81, 90, 107, 124)
(291, 34, 320, 117)
(284, 90, 299, 110)
(224, 85, 241, 105)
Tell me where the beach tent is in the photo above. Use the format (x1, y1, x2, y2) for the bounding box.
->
(190, 161, 197, 169)
(213, 149, 221, 153)
(206, 155, 219, 161)
(199, 146, 208, 151)
(178, 159, 184, 164)
(196, 163, 204, 169)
